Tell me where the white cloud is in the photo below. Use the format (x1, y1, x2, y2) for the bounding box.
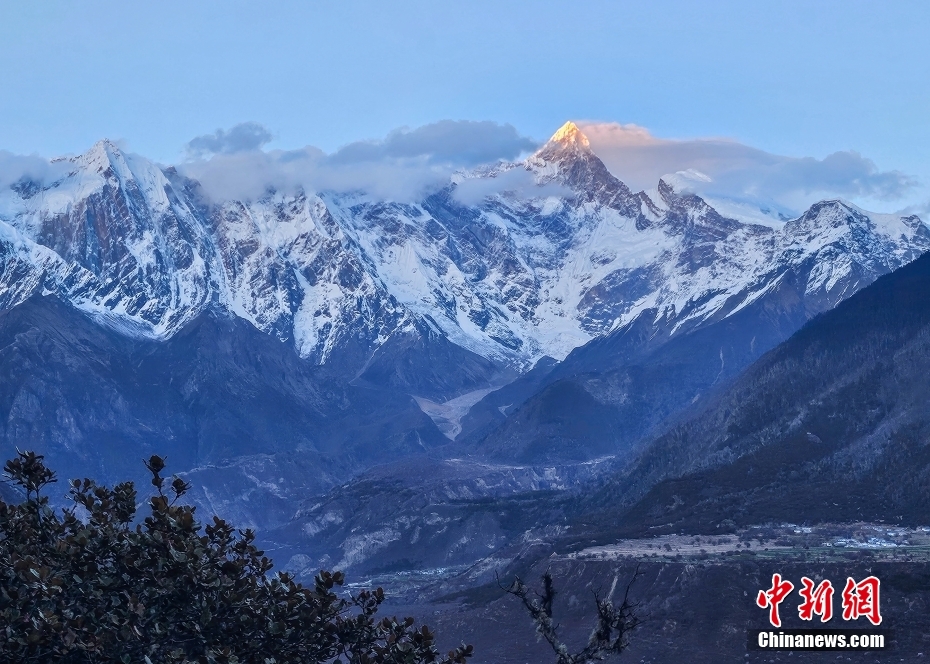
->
(451, 167, 570, 206)
(330, 120, 537, 167)
(179, 147, 455, 203)
(2, 120, 923, 219)
(185, 122, 274, 159)
(178, 120, 541, 203)
(898, 199, 930, 220)
(579, 122, 920, 213)
(0, 151, 71, 191)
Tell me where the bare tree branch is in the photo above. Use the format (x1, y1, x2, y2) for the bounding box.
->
(499, 565, 641, 664)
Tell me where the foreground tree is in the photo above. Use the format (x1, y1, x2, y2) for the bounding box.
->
(0, 450, 473, 664)
(502, 568, 640, 663)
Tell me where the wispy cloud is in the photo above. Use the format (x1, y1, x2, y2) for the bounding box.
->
(2, 120, 922, 218)
(451, 166, 570, 206)
(179, 147, 448, 202)
(580, 122, 919, 213)
(185, 122, 274, 159)
(899, 199, 930, 220)
(330, 120, 537, 167)
(178, 120, 540, 202)
(0, 151, 71, 190)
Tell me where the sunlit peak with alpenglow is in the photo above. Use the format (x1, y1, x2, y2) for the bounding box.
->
(549, 121, 590, 147)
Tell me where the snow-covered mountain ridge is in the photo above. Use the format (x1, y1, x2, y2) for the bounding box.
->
(1, 122, 927, 393)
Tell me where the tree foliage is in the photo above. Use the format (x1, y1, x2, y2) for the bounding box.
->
(0, 450, 473, 664)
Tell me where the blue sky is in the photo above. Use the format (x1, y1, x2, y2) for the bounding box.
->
(1, 0, 928, 213)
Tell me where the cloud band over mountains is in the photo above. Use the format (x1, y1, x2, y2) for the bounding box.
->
(580, 122, 918, 213)
(0, 120, 922, 215)
(178, 120, 920, 211)
(179, 120, 539, 202)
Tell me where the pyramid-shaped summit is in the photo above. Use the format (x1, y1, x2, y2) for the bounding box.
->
(78, 138, 128, 172)
(533, 121, 595, 165)
(529, 120, 626, 199)
(548, 121, 590, 147)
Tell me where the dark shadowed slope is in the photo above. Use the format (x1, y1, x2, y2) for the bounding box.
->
(0, 295, 445, 527)
(587, 249, 930, 535)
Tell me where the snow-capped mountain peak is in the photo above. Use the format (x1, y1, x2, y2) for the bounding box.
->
(547, 121, 590, 148)
(531, 121, 597, 167)
(81, 138, 122, 163)
(70, 139, 139, 186)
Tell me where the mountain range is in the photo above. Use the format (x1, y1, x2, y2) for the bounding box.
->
(1, 121, 928, 561)
(272, 239, 930, 587)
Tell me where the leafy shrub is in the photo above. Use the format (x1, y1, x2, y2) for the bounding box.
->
(0, 451, 472, 664)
